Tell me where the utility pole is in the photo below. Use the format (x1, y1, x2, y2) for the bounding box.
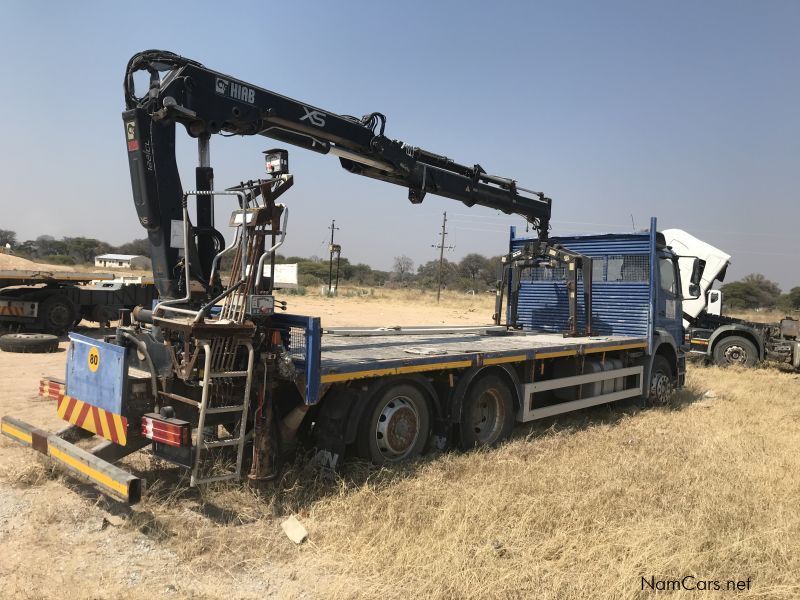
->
(432, 211, 454, 303)
(327, 220, 340, 295)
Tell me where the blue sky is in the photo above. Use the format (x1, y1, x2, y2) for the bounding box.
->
(0, 1, 797, 288)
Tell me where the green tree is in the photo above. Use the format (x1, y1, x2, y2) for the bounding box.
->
(115, 238, 151, 257)
(720, 273, 782, 310)
(777, 287, 800, 312)
(417, 259, 458, 289)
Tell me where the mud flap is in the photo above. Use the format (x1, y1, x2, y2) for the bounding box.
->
(1, 416, 143, 503)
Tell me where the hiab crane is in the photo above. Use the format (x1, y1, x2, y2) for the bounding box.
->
(1, 51, 696, 503)
(121, 50, 553, 300)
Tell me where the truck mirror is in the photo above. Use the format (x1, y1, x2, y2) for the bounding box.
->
(687, 283, 702, 299)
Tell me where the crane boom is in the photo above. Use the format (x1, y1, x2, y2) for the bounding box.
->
(123, 50, 552, 298)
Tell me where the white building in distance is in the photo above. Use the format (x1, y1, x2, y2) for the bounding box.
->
(94, 254, 151, 270)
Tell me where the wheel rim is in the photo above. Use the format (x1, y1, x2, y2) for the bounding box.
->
(650, 370, 673, 404)
(48, 304, 72, 329)
(471, 388, 505, 445)
(723, 344, 747, 365)
(375, 395, 420, 460)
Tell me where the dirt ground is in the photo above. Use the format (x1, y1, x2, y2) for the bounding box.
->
(1, 293, 798, 599)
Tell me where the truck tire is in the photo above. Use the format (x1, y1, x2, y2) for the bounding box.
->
(0, 333, 60, 353)
(357, 383, 431, 464)
(712, 336, 757, 368)
(648, 355, 675, 405)
(459, 374, 515, 449)
(39, 295, 76, 334)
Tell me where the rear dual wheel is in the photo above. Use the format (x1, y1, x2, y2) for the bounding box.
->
(459, 375, 515, 449)
(358, 383, 431, 464)
(39, 295, 76, 335)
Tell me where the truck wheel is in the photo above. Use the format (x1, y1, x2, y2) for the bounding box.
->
(357, 383, 431, 464)
(459, 374, 515, 449)
(39, 295, 76, 334)
(713, 336, 757, 368)
(0, 333, 60, 353)
(648, 355, 675, 405)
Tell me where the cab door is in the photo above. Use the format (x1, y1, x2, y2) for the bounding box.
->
(656, 254, 683, 345)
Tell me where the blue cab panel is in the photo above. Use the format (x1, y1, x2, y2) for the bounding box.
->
(66, 333, 127, 415)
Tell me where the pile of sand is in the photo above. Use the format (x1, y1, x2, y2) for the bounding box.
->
(0, 254, 73, 272)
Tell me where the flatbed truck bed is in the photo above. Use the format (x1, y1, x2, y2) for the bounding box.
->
(318, 327, 647, 383)
(0, 270, 115, 285)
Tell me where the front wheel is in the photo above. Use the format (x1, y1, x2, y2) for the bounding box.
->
(357, 383, 431, 465)
(712, 336, 758, 368)
(647, 355, 675, 405)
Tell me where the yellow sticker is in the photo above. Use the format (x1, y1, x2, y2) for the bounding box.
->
(87, 347, 100, 373)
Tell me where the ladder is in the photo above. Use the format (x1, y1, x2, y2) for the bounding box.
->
(190, 338, 255, 486)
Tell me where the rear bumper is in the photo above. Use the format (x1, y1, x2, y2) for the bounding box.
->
(1, 416, 142, 503)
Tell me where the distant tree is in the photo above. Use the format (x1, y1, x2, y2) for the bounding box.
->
(63, 237, 114, 263)
(458, 253, 501, 288)
(720, 273, 782, 310)
(777, 287, 800, 312)
(0, 230, 16, 246)
(393, 255, 414, 282)
(349, 263, 388, 286)
(417, 259, 458, 289)
(115, 238, 151, 257)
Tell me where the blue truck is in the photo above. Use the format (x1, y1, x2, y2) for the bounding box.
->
(2, 217, 694, 503)
(1, 51, 700, 502)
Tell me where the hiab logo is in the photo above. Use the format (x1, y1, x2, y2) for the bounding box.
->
(215, 76, 255, 104)
(215, 77, 229, 94)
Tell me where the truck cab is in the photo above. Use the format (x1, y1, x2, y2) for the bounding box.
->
(511, 218, 691, 393)
(663, 228, 800, 369)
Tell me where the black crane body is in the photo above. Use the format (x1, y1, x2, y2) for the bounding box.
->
(123, 50, 553, 301)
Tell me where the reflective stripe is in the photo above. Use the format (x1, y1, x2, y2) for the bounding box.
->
(48, 445, 129, 497)
(1, 422, 32, 445)
(321, 359, 473, 384)
(483, 354, 527, 365)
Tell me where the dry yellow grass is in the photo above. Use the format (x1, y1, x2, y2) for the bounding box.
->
(17, 365, 787, 599)
(725, 309, 795, 324)
(2, 306, 799, 597)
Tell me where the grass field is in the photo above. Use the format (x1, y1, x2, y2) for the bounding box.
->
(2, 364, 798, 599)
(1, 291, 799, 598)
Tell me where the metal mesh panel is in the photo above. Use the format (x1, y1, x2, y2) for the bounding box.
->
(288, 326, 307, 362)
(524, 255, 649, 283)
(606, 255, 649, 282)
(526, 265, 570, 281)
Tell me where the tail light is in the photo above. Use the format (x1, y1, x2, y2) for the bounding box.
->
(141, 413, 190, 447)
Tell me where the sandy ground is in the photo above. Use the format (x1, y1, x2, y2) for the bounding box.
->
(0, 294, 797, 599)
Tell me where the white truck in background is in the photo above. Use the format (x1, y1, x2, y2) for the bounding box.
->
(664, 229, 800, 369)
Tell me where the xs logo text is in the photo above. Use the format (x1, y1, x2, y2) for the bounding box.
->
(299, 106, 326, 127)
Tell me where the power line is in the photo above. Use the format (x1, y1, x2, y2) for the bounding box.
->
(432, 211, 454, 303)
(327, 219, 340, 295)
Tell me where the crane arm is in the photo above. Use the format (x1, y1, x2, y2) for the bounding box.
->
(123, 50, 552, 298)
